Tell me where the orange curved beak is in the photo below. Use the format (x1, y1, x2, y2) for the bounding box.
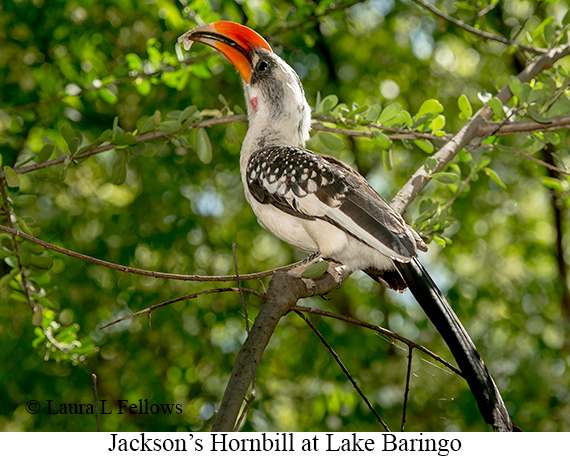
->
(178, 21, 272, 84)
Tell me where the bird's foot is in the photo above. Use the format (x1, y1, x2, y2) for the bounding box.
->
(326, 262, 347, 289)
(287, 252, 322, 297)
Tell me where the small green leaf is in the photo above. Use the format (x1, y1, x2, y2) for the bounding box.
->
(301, 261, 329, 279)
(315, 94, 339, 115)
(111, 153, 127, 185)
(488, 98, 503, 118)
(541, 176, 567, 192)
(135, 78, 151, 96)
(431, 172, 458, 184)
(99, 87, 118, 104)
(364, 104, 382, 122)
(159, 120, 183, 133)
(139, 115, 158, 134)
(417, 99, 444, 118)
(4, 166, 20, 188)
(458, 94, 473, 118)
(528, 109, 552, 124)
(113, 132, 138, 146)
(424, 157, 437, 173)
(196, 128, 212, 164)
(319, 132, 345, 151)
(125, 53, 142, 71)
(378, 102, 401, 124)
(372, 131, 391, 149)
(382, 149, 392, 171)
(508, 76, 525, 102)
(226, 123, 239, 143)
(37, 144, 55, 163)
(0, 154, 2, 168)
(414, 139, 434, 154)
(178, 106, 198, 123)
(30, 253, 54, 270)
(484, 167, 506, 189)
(429, 115, 445, 131)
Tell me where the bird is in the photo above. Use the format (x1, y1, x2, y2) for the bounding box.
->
(179, 21, 514, 431)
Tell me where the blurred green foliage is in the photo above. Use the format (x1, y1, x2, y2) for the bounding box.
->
(1, 0, 570, 432)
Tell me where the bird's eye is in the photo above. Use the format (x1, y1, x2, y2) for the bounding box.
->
(257, 60, 269, 73)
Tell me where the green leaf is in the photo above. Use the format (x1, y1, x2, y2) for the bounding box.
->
(458, 94, 472, 118)
(372, 131, 391, 149)
(113, 132, 138, 146)
(315, 94, 339, 115)
(319, 132, 345, 151)
(111, 153, 127, 185)
(541, 176, 567, 192)
(159, 120, 183, 133)
(0, 154, 2, 168)
(135, 78, 151, 96)
(99, 87, 118, 104)
(125, 53, 142, 71)
(424, 157, 437, 173)
(364, 104, 381, 122)
(61, 124, 75, 143)
(301, 261, 329, 279)
(488, 98, 503, 118)
(4, 166, 20, 188)
(378, 102, 401, 124)
(429, 115, 445, 131)
(414, 139, 434, 154)
(139, 115, 158, 134)
(226, 123, 239, 143)
(382, 149, 392, 171)
(528, 109, 552, 124)
(508, 76, 525, 102)
(417, 99, 444, 118)
(484, 167, 506, 189)
(196, 128, 212, 164)
(37, 144, 55, 163)
(431, 172, 458, 184)
(179, 106, 198, 123)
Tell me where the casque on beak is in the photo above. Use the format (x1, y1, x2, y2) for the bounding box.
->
(178, 21, 272, 84)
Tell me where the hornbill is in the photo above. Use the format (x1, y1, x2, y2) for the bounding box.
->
(179, 21, 514, 431)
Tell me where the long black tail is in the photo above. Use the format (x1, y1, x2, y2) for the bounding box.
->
(393, 258, 513, 431)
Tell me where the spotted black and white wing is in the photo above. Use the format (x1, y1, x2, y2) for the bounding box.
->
(246, 146, 425, 260)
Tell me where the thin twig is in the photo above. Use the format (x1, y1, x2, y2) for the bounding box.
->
(0, 179, 34, 313)
(0, 224, 303, 283)
(295, 310, 390, 432)
(515, 148, 570, 176)
(232, 243, 256, 432)
(99, 287, 262, 330)
(92, 374, 100, 432)
(412, 0, 547, 54)
(540, 78, 570, 115)
(292, 305, 462, 376)
(0, 114, 247, 179)
(401, 346, 414, 432)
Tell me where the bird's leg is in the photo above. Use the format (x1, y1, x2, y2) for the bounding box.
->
(325, 261, 347, 289)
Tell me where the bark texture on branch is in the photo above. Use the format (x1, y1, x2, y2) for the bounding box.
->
(391, 42, 570, 214)
(211, 270, 346, 431)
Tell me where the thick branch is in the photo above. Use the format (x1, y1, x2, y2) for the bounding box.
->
(391, 42, 570, 214)
(211, 270, 346, 431)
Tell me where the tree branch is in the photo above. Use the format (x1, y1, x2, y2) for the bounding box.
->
(412, 0, 547, 55)
(391, 41, 570, 214)
(211, 270, 351, 431)
(0, 224, 302, 282)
